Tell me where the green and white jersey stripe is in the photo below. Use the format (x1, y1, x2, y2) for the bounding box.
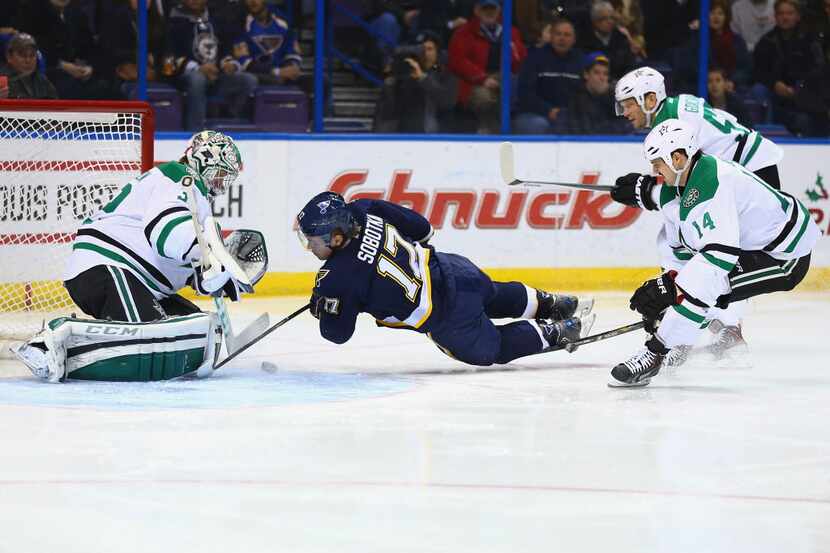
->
(64, 162, 212, 299)
(653, 95, 783, 172)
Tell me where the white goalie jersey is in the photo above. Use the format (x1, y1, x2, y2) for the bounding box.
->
(64, 161, 212, 298)
(653, 95, 783, 172)
(654, 155, 819, 346)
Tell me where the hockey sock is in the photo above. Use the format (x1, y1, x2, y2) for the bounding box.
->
(707, 300, 746, 327)
(485, 282, 535, 319)
(494, 320, 547, 364)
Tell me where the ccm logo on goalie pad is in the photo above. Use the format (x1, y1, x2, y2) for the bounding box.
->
(85, 325, 140, 336)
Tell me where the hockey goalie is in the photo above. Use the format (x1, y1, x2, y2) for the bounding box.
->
(12, 131, 268, 382)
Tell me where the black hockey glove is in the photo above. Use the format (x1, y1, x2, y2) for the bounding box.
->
(309, 290, 341, 319)
(629, 271, 679, 321)
(611, 173, 659, 211)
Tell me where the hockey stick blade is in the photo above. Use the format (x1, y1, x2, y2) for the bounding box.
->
(499, 142, 613, 191)
(534, 320, 646, 356)
(225, 312, 270, 354)
(499, 142, 516, 185)
(214, 305, 309, 370)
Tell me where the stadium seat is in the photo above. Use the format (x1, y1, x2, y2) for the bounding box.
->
(253, 86, 309, 132)
(125, 83, 183, 131)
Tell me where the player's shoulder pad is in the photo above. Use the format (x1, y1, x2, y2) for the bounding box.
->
(679, 155, 720, 221)
(157, 161, 209, 198)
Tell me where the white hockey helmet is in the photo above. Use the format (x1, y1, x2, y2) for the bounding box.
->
(184, 130, 243, 197)
(643, 119, 699, 184)
(614, 66, 667, 119)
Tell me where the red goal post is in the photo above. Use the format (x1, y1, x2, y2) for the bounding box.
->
(0, 99, 155, 341)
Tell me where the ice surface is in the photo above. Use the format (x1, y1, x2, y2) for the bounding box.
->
(1, 293, 829, 553)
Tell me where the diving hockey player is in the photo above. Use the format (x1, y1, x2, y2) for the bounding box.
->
(13, 131, 257, 382)
(609, 119, 819, 387)
(611, 66, 785, 364)
(297, 192, 595, 366)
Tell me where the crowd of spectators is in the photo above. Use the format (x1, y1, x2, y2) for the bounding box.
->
(371, 0, 830, 136)
(0, 0, 828, 136)
(0, 0, 307, 130)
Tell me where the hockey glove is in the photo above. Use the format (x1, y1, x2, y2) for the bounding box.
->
(309, 290, 341, 319)
(191, 264, 243, 301)
(629, 271, 680, 321)
(611, 173, 659, 211)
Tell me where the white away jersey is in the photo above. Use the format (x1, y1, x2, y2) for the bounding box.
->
(655, 155, 819, 341)
(653, 95, 783, 172)
(64, 162, 212, 298)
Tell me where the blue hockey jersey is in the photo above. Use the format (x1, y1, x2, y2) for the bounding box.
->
(313, 199, 439, 344)
(235, 10, 301, 73)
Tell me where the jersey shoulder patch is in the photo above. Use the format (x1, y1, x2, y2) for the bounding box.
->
(679, 155, 719, 221)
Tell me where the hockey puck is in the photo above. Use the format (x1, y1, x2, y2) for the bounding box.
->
(260, 361, 279, 373)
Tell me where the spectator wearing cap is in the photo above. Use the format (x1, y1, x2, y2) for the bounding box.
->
(514, 18, 584, 134)
(448, 0, 527, 134)
(753, 0, 824, 135)
(566, 52, 629, 134)
(0, 33, 57, 99)
(576, 1, 637, 79)
(374, 31, 458, 132)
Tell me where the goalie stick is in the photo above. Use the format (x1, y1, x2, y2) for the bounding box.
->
(183, 180, 269, 355)
(499, 142, 614, 192)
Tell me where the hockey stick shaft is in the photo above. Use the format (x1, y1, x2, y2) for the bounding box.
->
(536, 320, 646, 355)
(214, 304, 310, 370)
(499, 142, 614, 192)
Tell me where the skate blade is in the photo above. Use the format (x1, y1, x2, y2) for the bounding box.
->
(576, 298, 595, 318)
(607, 377, 651, 388)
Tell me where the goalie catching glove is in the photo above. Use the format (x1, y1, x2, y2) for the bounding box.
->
(189, 229, 269, 300)
(611, 173, 659, 211)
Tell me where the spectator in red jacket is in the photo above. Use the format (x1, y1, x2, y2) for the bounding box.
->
(448, 0, 527, 133)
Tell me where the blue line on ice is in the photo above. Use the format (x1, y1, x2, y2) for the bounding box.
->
(0, 370, 413, 410)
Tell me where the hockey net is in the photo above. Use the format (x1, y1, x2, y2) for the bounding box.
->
(0, 100, 154, 346)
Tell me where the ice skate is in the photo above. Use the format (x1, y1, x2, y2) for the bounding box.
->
(608, 338, 667, 387)
(536, 290, 594, 322)
(540, 311, 596, 352)
(707, 320, 748, 360)
(664, 344, 693, 368)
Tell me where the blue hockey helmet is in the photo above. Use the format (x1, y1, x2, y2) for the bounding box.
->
(296, 191, 358, 249)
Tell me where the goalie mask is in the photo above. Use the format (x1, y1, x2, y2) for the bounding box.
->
(643, 118, 699, 187)
(185, 130, 242, 197)
(615, 66, 666, 123)
(296, 192, 358, 249)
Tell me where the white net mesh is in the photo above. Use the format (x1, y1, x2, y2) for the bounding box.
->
(0, 105, 147, 342)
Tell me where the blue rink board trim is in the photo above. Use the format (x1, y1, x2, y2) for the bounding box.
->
(0, 370, 413, 410)
(156, 132, 830, 145)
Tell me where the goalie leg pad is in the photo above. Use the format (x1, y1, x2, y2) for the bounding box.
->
(19, 314, 222, 382)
